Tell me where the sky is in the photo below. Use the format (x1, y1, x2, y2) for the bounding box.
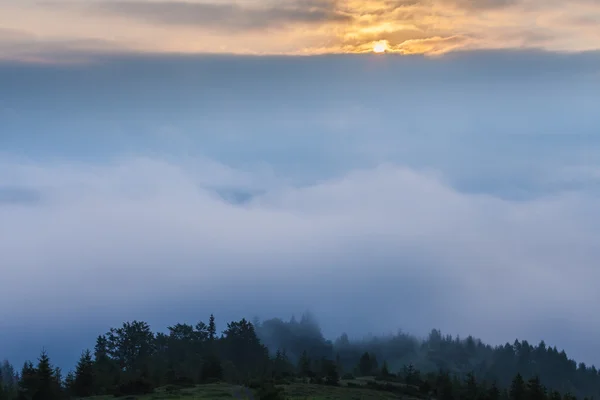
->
(1, 0, 600, 61)
(1, 0, 600, 373)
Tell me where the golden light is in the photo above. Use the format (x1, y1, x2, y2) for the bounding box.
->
(373, 41, 388, 54)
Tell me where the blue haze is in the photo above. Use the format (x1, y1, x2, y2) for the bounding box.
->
(1, 50, 600, 371)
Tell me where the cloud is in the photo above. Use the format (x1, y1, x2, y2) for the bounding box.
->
(2, 154, 600, 366)
(0, 186, 41, 205)
(1, 0, 600, 57)
(441, 0, 520, 11)
(1, 50, 600, 368)
(0, 28, 126, 63)
(87, 0, 351, 32)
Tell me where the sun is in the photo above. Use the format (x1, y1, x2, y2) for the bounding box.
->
(373, 41, 388, 54)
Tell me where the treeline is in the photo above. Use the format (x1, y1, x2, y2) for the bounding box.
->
(0, 313, 599, 399)
(255, 315, 600, 398)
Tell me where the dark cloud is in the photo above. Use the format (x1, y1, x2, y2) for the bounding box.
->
(385, 0, 519, 11)
(89, 0, 352, 32)
(448, 0, 519, 10)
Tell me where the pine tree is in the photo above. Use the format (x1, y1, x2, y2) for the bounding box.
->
(17, 361, 36, 400)
(297, 351, 312, 378)
(94, 335, 109, 361)
(549, 390, 562, 400)
(510, 373, 526, 400)
(437, 370, 455, 400)
(322, 359, 339, 386)
(1, 360, 17, 398)
(273, 349, 292, 379)
(464, 372, 478, 400)
(358, 352, 372, 376)
(335, 353, 343, 376)
(381, 360, 391, 377)
(33, 350, 60, 400)
(487, 382, 501, 400)
(0, 369, 6, 400)
(370, 354, 379, 375)
(200, 353, 222, 382)
(527, 376, 546, 400)
(64, 371, 75, 397)
(405, 364, 421, 386)
(53, 367, 62, 393)
(208, 314, 217, 342)
(93, 334, 116, 394)
(74, 349, 95, 397)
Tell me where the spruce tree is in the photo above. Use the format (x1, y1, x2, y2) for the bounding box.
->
(208, 314, 217, 342)
(64, 371, 75, 397)
(527, 376, 546, 400)
(510, 373, 526, 400)
(1, 361, 17, 399)
(358, 352, 372, 376)
(200, 353, 222, 382)
(297, 351, 312, 378)
(488, 382, 501, 400)
(381, 360, 391, 377)
(405, 364, 421, 386)
(464, 372, 478, 400)
(74, 349, 95, 397)
(549, 390, 563, 400)
(17, 361, 36, 400)
(32, 350, 60, 400)
(437, 370, 455, 400)
(0, 370, 5, 400)
(370, 354, 379, 375)
(93, 335, 117, 394)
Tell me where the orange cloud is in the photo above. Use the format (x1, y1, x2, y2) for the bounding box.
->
(0, 0, 598, 59)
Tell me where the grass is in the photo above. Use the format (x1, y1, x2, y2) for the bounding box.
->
(83, 378, 418, 400)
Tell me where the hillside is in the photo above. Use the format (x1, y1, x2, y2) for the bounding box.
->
(80, 379, 414, 400)
(1, 313, 598, 400)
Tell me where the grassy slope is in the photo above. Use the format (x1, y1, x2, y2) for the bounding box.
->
(83, 378, 413, 399)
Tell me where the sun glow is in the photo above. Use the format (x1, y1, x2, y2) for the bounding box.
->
(373, 40, 388, 54)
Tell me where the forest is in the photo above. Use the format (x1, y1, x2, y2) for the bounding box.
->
(1, 313, 599, 400)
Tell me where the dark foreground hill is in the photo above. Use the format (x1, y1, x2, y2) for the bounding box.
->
(0, 313, 598, 400)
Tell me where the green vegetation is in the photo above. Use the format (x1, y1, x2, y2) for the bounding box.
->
(1, 313, 599, 400)
(73, 380, 411, 399)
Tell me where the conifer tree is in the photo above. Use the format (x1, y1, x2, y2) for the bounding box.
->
(0, 370, 6, 400)
(17, 361, 36, 400)
(510, 373, 526, 400)
(437, 370, 455, 400)
(381, 360, 391, 377)
(488, 382, 501, 400)
(358, 352, 372, 376)
(405, 363, 421, 385)
(208, 314, 217, 342)
(527, 376, 547, 400)
(32, 350, 60, 400)
(63, 371, 75, 397)
(93, 334, 117, 394)
(297, 351, 312, 378)
(74, 349, 95, 397)
(464, 372, 479, 400)
(549, 390, 563, 400)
